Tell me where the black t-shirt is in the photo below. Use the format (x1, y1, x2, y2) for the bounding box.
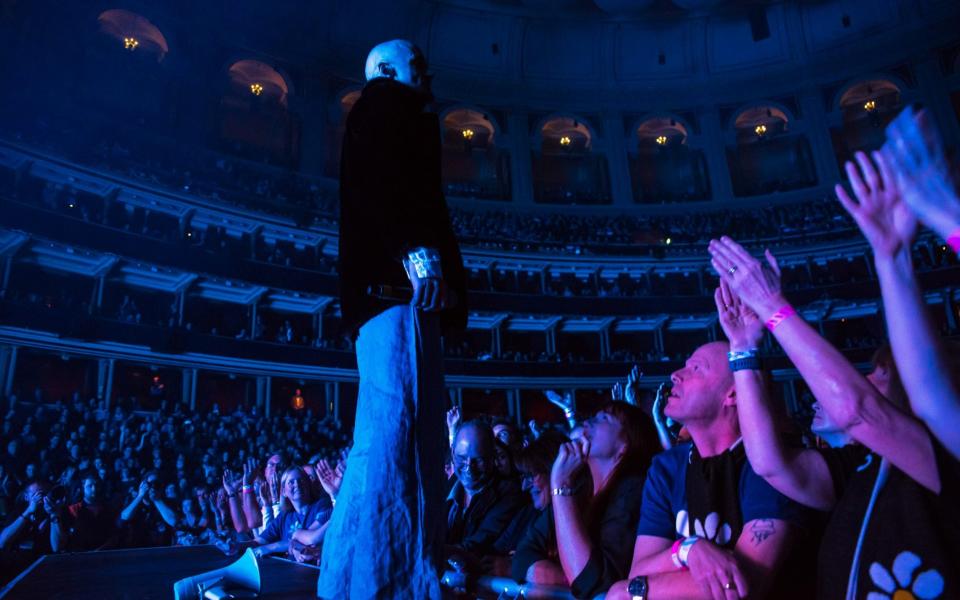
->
(817, 440, 960, 599)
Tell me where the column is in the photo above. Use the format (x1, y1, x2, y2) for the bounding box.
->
(2, 346, 16, 397)
(798, 88, 841, 186)
(699, 107, 735, 201)
(103, 359, 115, 411)
(601, 112, 633, 206)
(506, 112, 535, 205)
(0, 346, 11, 397)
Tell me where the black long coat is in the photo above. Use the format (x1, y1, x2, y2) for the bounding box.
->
(337, 78, 467, 338)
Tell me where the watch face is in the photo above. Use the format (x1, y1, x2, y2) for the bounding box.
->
(628, 576, 648, 597)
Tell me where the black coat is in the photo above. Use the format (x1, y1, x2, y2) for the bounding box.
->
(338, 78, 467, 338)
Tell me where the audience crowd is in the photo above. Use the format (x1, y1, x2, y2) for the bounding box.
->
(1, 101, 959, 600)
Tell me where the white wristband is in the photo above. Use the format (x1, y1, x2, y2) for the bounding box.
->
(677, 536, 701, 567)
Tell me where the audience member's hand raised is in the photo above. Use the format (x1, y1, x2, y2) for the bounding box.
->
(708, 237, 786, 319)
(316, 459, 344, 500)
(835, 150, 917, 259)
(551, 438, 590, 490)
(136, 480, 150, 500)
(242, 458, 257, 488)
(545, 390, 574, 413)
(685, 539, 749, 600)
(23, 489, 43, 516)
(222, 469, 241, 497)
(882, 106, 960, 241)
(714, 279, 763, 352)
(445, 406, 460, 434)
(624, 365, 642, 407)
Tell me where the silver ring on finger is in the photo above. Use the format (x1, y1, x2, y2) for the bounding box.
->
(723, 582, 733, 590)
(727, 266, 738, 276)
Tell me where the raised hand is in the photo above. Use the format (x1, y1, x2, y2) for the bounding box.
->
(882, 106, 960, 241)
(610, 381, 624, 402)
(446, 406, 461, 435)
(708, 237, 786, 320)
(835, 150, 917, 258)
(269, 471, 281, 503)
(23, 489, 43, 516)
(550, 438, 590, 491)
(137, 480, 150, 499)
(222, 469, 241, 497)
(316, 459, 344, 500)
(242, 458, 257, 488)
(714, 279, 764, 351)
(624, 365, 643, 407)
(545, 390, 574, 414)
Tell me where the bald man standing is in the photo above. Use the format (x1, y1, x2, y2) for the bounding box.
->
(317, 40, 467, 599)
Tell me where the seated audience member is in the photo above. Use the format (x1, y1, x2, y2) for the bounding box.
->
(607, 341, 809, 600)
(705, 149, 960, 598)
(508, 430, 569, 577)
(445, 421, 526, 569)
(224, 466, 331, 559)
(65, 472, 118, 551)
(493, 439, 519, 481)
(174, 494, 212, 547)
(518, 403, 650, 599)
(119, 473, 178, 548)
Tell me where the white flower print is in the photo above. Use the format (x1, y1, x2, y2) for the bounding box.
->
(675, 510, 732, 546)
(866, 550, 944, 600)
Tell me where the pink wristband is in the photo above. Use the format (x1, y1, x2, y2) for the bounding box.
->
(765, 305, 796, 332)
(670, 539, 685, 570)
(947, 229, 960, 254)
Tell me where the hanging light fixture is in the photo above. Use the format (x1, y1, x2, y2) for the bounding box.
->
(754, 123, 768, 137)
(123, 37, 139, 51)
(863, 99, 877, 112)
(655, 135, 668, 146)
(461, 128, 475, 141)
(250, 83, 264, 96)
(559, 135, 572, 147)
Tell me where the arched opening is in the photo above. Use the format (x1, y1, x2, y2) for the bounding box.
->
(97, 9, 169, 62)
(218, 59, 299, 167)
(76, 10, 172, 123)
(323, 89, 361, 177)
(532, 116, 610, 205)
(830, 79, 903, 173)
(629, 116, 710, 203)
(726, 105, 816, 197)
(441, 108, 511, 201)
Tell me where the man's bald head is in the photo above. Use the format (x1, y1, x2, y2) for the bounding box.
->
(364, 39, 431, 93)
(452, 420, 495, 493)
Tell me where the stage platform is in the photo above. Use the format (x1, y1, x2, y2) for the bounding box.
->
(0, 545, 320, 599)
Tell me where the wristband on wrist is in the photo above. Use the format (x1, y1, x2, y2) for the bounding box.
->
(407, 248, 443, 279)
(670, 538, 685, 569)
(677, 535, 701, 567)
(947, 228, 960, 254)
(730, 357, 763, 372)
(552, 486, 575, 497)
(765, 305, 797, 332)
(727, 349, 759, 362)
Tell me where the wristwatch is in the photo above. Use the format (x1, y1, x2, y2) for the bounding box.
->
(628, 575, 648, 600)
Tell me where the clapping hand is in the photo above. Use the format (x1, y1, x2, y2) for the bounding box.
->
(713, 279, 764, 351)
(316, 459, 345, 500)
(23, 489, 43, 516)
(882, 106, 960, 242)
(835, 150, 917, 259)
(222, 468, 241, 497)
(446, 406, 461, 435)
(708, 237, 786, 320)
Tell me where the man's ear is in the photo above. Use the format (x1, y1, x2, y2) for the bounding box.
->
(722, 384, 737, 408)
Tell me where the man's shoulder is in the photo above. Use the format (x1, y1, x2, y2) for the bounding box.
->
(650, 442, 692, 474)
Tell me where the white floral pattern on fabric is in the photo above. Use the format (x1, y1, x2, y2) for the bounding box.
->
(867, 551, 944, 600)
(675, 510, 732, 546)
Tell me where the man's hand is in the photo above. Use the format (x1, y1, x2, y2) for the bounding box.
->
(137, 480, 150, 500)
(446, 406, 461, 435)
(708, 237, 786, 320)
(23, 490, 43, 516)
(242, 458, 257, 488)
(403, 247, 449, 312)
(550, 439, 589, 490)
(835, 150, 917, 259)
(686, 539, 749, 600)
(882, 106, 960, 241)
(605, 580, 630, 600)
(714, 279, 763, 351)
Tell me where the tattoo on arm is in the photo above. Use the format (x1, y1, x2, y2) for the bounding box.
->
(750, 519, 776, 545)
